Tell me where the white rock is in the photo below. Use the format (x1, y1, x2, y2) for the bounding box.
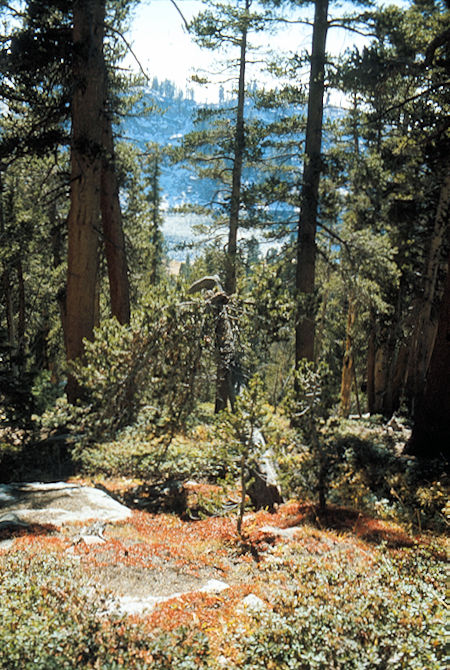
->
(113, 579, 232, 616)
(17, 482, 79, 491)
(259, 524, 301, 539)
(115, 593, 183, 616)
(0, 482, 132, 526)
(199, 579, 230, 594)
(240, 594, 267, 612)
(78, 534, 106, 545)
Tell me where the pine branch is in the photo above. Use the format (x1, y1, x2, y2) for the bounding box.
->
(105, 23, 149, 83)
(168, 0, 190, 32)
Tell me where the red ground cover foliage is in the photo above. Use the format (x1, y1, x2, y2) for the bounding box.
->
(1, 477, 427, 643)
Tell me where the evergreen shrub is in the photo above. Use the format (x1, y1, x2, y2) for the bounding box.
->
(0, 552, 211, 669)
(41, 287, 215, 454)
(76, 422, 232, 483)
(232, 547, 446, 670)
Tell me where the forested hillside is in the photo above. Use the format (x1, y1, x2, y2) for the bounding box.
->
(123, 76, 344, 212)
(0, 0, 448, 665)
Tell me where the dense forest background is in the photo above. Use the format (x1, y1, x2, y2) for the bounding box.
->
(0, 0, 448, 499)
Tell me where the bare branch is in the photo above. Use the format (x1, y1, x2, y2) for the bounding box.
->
(105, 23, 150, 82)
(0, 3, 26, 19)
(168, 0, 190, 32)
(267, 17, 314, 28)
(328, 21, 377, 39)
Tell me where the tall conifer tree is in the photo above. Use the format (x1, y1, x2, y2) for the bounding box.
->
(0, 0, 134, 400)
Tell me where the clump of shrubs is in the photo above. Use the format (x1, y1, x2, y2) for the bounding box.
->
(274, 363, 447, 530)
(0, 552, 143, 668)
(0, 551, 211, 669)
(231, 545, 446, 669)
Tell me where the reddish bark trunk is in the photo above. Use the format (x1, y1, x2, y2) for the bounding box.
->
(65, 0, 106, 401)
(404, 165, 450, 407)
(407, 249, 450, 458)
(100, 111, 130, 325)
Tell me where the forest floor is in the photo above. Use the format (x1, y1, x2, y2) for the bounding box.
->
(1, 476, 447, 656)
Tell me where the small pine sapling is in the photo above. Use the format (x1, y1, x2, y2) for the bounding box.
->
(287, 360, 335, 512)
(218, 375, 270, 535)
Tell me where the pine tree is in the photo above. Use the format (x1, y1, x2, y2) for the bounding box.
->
(180, 0, 270, 410)
(294, 0, 330, 364)
(408, 246, 450, 458)
(333, 0, 449, 417)
(0, 0, 135, 401)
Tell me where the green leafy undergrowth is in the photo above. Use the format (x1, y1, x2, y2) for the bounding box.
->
(0, 552, 210, 669)
(0, 504, 446, 669)
(0, 552, 140, 669)
(76, 422, 231, 483)
(230, 543, 446, 670)
(275, 414, 448, 532)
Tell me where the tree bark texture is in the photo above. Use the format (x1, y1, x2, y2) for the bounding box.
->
(339, 297, 355, 417)
(101, 110, 131, 324)
(295, 0, 329, 366)
(373, 343, 389, 414)
(407, 247, 450, 458)
(366, 319, 376, 413)
(214, 299, 236, 413)
(404, 163, 450, 408)
(0, 173, 15, 355)
(65, 0, 105, 401)
(16, 258, 25, 360)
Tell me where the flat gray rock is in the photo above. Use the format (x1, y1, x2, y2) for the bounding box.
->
(259, 524, 302, 539)
(114, 579, 231, 616)
(0, 482, 132, 526)
(0, 512, 30, 530)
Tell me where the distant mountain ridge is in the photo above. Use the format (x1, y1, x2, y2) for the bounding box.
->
(121, 77, 345, 213)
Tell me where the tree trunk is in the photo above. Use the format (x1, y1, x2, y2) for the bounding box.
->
(339, 297, 355, 417)
(224, 0, 249, 297)
(216, 0, 249, 412)
(100, 110, 130, 325)
(390, 342, 409, 412)
(16, 258, 26, 360)
(373, 343, 389, 414)
(214, 298, 235, 413)
(2, 270, 15, 353)
(366, 318, 376, 413)
(65, 0, 106, 401)
(295, 0, 329, 366)
(407, 248, 450, 458)
(404, 163, 450, 410)
(0, 173, 15, 355)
